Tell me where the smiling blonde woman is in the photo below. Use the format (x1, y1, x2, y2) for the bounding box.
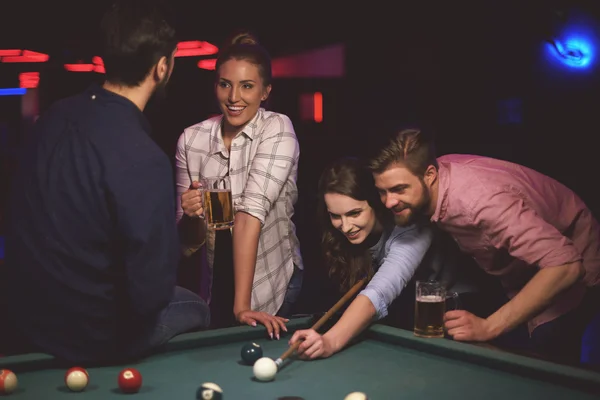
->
(175, 32, 303, 339)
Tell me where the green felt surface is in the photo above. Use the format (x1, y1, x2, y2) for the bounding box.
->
(1, 317, 599, 399)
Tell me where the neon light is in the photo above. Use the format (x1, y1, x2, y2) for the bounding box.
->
(3, 56, 45, 63)
(178, 41, 204, 49)
(1, 50, 49, 63)
(176, 48, 215, 57)
(19, 72, 40, 89)
(544, 18, 596, 70)
(0, 88, 27, 96)
(547, 37, 594, 68)
(22, 50, 47, 58)
(197, 58, 217, 70)
(313, 92, 323, 123)
(64, 56, 105, 73)
(64, 64, 95, 72)
(0, 49, 21, 56)
(175, 40, 218, 57)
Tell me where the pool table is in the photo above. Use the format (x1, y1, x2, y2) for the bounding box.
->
(1, 316, 599, 399)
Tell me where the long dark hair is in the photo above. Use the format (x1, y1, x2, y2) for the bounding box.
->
(317, 157, 390, 292)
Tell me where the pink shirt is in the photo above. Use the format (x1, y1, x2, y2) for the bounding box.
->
(432, 154, 600, 332)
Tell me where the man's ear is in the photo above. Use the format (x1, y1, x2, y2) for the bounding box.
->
(423, 164, 438, 187)
(155, 56, 169, 82)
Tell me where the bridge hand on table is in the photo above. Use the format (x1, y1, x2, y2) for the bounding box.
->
(236, 309, 288, 340)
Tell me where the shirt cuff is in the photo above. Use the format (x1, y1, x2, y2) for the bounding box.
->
(235, 203, 267, 225)
(538, 247, 582, 269)
(358, 289, 388, 320)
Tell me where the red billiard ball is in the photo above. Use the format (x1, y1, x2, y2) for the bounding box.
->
(118, 368, 142, 393)
(0, 369, 18, 395)
(65, 367, 89, 392)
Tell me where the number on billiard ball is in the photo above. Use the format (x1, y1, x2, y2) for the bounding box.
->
(118, 367, 142, 393)
(197, 382, 223, 400)
(240, 342, 263, 365)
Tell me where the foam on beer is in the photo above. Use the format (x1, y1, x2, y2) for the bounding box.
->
(416, 295, 444, 302)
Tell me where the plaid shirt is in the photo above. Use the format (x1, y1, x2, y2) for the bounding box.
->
(175, 108, 303, 315)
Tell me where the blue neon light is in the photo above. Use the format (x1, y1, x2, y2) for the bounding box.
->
(548, 37, 594, 68)
(0, 88, 27, 96)
(545, 23, 596, 70)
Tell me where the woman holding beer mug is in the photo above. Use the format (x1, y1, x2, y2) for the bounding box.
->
(288, 157, 434, 359)
(175, 31, 303, 338)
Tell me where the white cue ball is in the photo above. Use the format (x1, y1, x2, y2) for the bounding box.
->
(252, 357, 277, 381)
(65, 368, 89, 392)
(344, 392, 368, 400)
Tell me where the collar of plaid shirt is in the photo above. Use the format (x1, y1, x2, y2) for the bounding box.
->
(208, 112, 261, 157)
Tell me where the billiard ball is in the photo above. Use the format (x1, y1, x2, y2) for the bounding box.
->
(240, 342, 263, 365)
(65, 367, 89, 392)
(196, 382, 223, 400)
(252, 357, 277, 381)
(118, 367, 142, 393)
(0, 369, 18, 395)
(344, 392, 368, 400)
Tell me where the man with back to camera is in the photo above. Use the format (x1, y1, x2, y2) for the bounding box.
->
(1, 0, 210, 364)
(367, 128, 600, 364)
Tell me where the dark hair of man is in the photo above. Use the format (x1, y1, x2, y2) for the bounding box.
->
(368, 128, 438, 178)
(99, 0, 177, 87)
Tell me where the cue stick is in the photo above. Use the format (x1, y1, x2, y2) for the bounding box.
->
(274, 277, 367, 367)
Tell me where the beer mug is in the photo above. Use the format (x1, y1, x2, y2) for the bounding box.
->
(199, 176, 234, 230)
(414, 280, 459, 338)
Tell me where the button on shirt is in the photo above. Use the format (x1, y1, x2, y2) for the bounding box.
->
(2, 84, 179, 362)
(175, 108, 303, 315)
(432, 154, 600, 332)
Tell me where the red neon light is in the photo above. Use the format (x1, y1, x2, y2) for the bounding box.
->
(197, 58, 217, 70)
(176, 41, 218, 57)
(19, 72, 40, 89)
(313, 92, 323, 123)
(0, 49, 21, 56)
(22, 50, 47, 57)
(178, 41, 203, 49)
(1, 50, 49, 63)
(175, 48, 214, 57)
(63, 56, 105, 73)
(64, 64, 95, 72)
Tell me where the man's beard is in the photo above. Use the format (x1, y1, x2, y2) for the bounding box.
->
(150, 75, 169, 104)
(393, 181, 431, 227)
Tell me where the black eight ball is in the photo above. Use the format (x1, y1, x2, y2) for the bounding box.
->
(241, 342, 263, 365)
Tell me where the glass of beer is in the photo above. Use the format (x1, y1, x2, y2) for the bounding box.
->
(414, 280, 459, 338)
(199, 176, 234, 230)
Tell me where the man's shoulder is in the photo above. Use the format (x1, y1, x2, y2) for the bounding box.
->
(438, 154, 503, 194)
(36, 91, 88, 123)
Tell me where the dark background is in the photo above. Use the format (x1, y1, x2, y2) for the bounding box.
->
(1, 0, 600, 313)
